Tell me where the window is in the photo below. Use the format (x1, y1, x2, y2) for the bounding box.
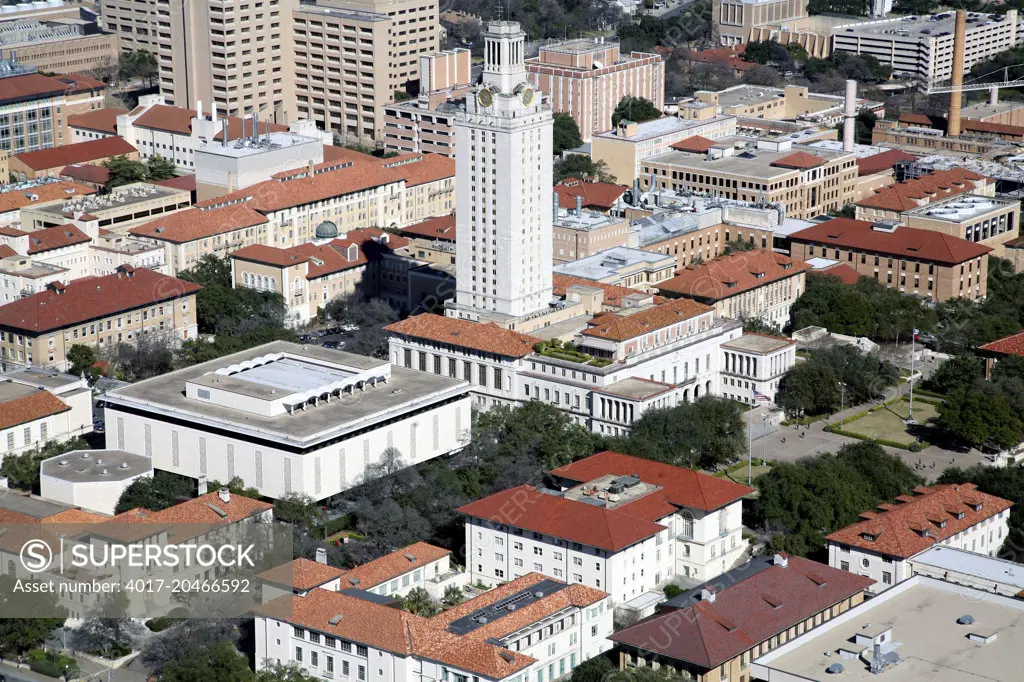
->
(840, 561, 849, 571)
(295, 647, 303, 662)
(327, 657, 334, 673)
(882, 571, 892, 585)
(356, 645, 368, 657)
(358, 666, 366, 681)
(294, 627, 305, 639)
(311, 651, 319, 667)
(534, 547, 543, 556)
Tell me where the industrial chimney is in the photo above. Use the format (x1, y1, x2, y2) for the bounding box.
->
(948, 10, 967, 137)
(843, 79, 857, 153)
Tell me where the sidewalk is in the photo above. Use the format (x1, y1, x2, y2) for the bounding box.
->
(1, 658, 148, 682)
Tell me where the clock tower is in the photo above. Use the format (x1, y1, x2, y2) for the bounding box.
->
(450, 20, 553, 322)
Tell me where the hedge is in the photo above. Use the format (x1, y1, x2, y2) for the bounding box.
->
(322, 514, 354, 539)
(27, 650, 78, 678)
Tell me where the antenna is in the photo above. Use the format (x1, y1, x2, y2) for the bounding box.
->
(495, 0, 505, 21)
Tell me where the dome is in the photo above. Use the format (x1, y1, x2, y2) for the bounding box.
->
(315, 220, 339, 239)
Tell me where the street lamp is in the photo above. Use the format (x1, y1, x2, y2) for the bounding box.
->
(838, 381, 847, 430)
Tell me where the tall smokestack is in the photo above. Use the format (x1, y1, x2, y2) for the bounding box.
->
(221, 118, 228, 147)
(843, 79, 857, 153)
(989, 87, 998, 106)
(948, 9, 967, 137)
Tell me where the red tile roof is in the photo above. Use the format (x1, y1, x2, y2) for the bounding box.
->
(256, 558, 346, 590)
(256, 580, 545, 678)
(26, 224, 90, 254)
(898, 112, 939, 127)
(130, 204, 268, 243)
(856, 167, 986, 212)
(140, 490, 272, 524)
(322, 144, 378, 164)
(553, 177, 628, 210)
(684, 45, 757, 72)
(610, 556, 872, 670)
(657, 250, 808, 302)
(67, 108, 126, 134)
(979, 330, 1024, 357)
(55, 74, 107, 93)
(788, 218, 991, 265)
(0, 73, 71, 104)
(198, 154, 453, 214)
(816, 262, 861, 285)
(825, 484, 1013, 559)
(0, 389, 70, 430)
(231, 240, 369, 279)
(552, 274, 666, 309)
(385, 313, 541, 359)
(399, 214, 456, 242)
(14, 137, 137, 172)
(0, 245, 16, 258)
(457, 484, 669, 551)
(669, 135, 717, 153)
(60, 164, 110, 185)
(855, 149, 917, 177)
(340, 542, 450, 590)
(0, 181, 95, 214)
(152, 174, 196, 192)
(550, 451, 752, 513)
(581, 297, 712, 342)
(771, 151, 826, 170)
(131, 104, 287, 139)
(0, 267, 200, 334)
(963, 119, 1024, 138)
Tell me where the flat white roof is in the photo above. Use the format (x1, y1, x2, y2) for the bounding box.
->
(804, 257, 840, 269)
(233, 357, 357, 393)
(753, 575, 1024, 682)
(910, 546, 1024, 590)
(553, 246, 674, 281)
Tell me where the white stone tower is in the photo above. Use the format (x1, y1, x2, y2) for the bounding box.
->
(449, 20, 553, 322)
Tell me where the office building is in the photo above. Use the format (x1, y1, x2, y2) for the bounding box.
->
(832, 11, 1023, 84)
(10, 136, 137, 180)
(612, 554, 871, 682)
(99, 0, 297, 120)
(552, 208, 631, 263)
(640, 140, 859, 220)
(903, 194, 1020, 262)
(0, 8, 118, 75)
(0, 366, 91, 460)
(590, 113, 737, 185)
(713, 0, 810, 47)
(229, 228, 423, 325)
(718, 333, 796, 405)
(101, 341, 472, 500)
(0, 178, 95, 227)
(788, 217, 992, 302)
(397, 214, 456, 266)
(908, 545, 1024, 598)
(656, 251, 809, 328)
(19, 182, 191, 236)
(448, 19, 554, 323)
(552, 246, 676, 288)
(693, 84, 885, 126)
(460, 450, 753, 603)
(526, 38, 664, 142)
(855, 167, 995, 221)
(825, 483, 1012, 593)
(254, 572, 613, 682)
(0, 65, 106, 154)
(294, 0, 440, 143)
(961, 98, 1024, 127)
(752, 573, 1024, 681)
(383, 48, 472, 157)
(0, 265, 199, 372)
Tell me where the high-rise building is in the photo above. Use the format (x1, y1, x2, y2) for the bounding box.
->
(293, 0, 440, 143)
(449, 20, 553, 323)
(99, 0, 297, 121)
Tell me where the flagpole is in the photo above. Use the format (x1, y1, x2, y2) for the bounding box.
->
(909, 329, 916, 421)
(748, 406, 753, 486)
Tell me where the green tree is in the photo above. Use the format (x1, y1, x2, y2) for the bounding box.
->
(1, 437, 89, 492)
(0, 576, 67, 658)
(103, 154, 148, 190)
(553, 155, 615, 183)
(924, 355, 983, 396)
(936, 382, 1023, 451)
(119, 49, 158, 85)
(256, 662, 324, 682)
(741, 316, 782, 336)
(611, 95, 661, 127)
(274, 493, 325, 533)
(402, 587, 440, 616)
(208, 476, 261, 499)
(442, 584, 465, 607)
(570, 654, 615, 682)
(67, 344, 97, 377)
(178, 254, 288, 334)
(115, 471, 196, 514)
(776, 344, 898, 418)
(145, 154, 177, 181)
(614, 397, 746, 469)
(159, 641, 254, 682)
(828, 204, 856, 219)
(748, 441, 922, 557)
(552, 112, 584, 155)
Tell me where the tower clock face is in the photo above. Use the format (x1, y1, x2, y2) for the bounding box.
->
(478, 89, 494, 108)
(521, 87, 534, 107)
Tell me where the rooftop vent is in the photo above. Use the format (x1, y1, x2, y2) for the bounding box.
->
(957, 615, 975, 625)
(968, 631, 998, 644)
(119, 462, 129, 469)
(826, 663, 844, 674)
(405, 553, 418, 563)
(329, 614, 343, 625)
(205, 503, 228, 518)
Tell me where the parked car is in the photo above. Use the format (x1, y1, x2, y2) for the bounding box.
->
(323, 340, 346, 350)
(340, 324, 360, 332)
(92, 420, 105, 434)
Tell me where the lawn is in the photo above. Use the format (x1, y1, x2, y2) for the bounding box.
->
(725, 464, 772, 486)
(841, 398, 939, 447)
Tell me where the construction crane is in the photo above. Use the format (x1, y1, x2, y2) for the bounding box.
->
(925, 65, 1024, 95)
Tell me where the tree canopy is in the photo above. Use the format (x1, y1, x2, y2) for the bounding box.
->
(0, 575, 67, 657)
(776, 344, 899, 418)
(159, 641, 254, 682)
(115, 471, 196, 514)
(553, 155, 615, 183)
(1, 437, 89, 493)
(748, 441, 923, 557)
(611, 95, 661, 127)
(552, 112, 583, 155)
(790, 274, 937, 341)
(322, 295, 399, 359)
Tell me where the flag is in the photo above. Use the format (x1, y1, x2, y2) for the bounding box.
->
(753, 390, 771, 402)
(912, 328, 919, 340)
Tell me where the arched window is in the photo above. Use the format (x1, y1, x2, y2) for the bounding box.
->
(270, 277, 277, 290)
